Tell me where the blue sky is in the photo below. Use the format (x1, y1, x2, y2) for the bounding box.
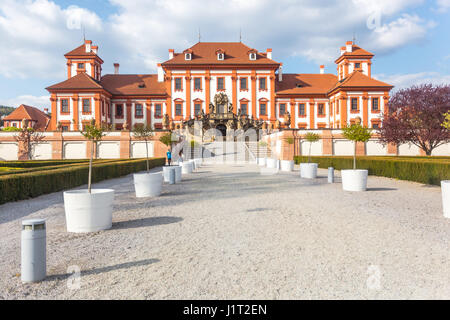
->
(0, 0, 449, 110)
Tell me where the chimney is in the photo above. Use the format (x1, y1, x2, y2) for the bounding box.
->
(85, 40, 92, 53)
(340, 46, 346, 55)
(114, 63, 120, 74)
(157, 63, 164, 82)
(320, 65, 325, 74)
(278, 64, 283, 82)
(346, 41, 353, 53)
(169, 49, 174, 59)
(91, 45, 98, 54)
(266, 48, 272, 60)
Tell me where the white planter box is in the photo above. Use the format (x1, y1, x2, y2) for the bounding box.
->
(181, 162, 193, 174)
(133, 172, 163, 197)
(63, 189, 114, 233)
(442, 180, 450, 218)
(266, 158, 279, 169)
(194, 158, 202, 168)
(189, 159, 196, 170)
(174, 165, 182, 182)
(163, 166, 177, 183)
(300, 163, 318, 179)
(280, 160, 294, 172)
(341, 169, 368, 192)
(257, 158, 266, 166)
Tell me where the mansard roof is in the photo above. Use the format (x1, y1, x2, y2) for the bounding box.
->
(275, 74, 338, 96)
(100, 74, 167, 96)
(161, 42, 280, 67)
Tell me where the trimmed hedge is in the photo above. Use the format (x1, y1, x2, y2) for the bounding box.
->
(0, 159, 89, 168)
(0, 158, 165, 204)
(294, 156, 450, 186)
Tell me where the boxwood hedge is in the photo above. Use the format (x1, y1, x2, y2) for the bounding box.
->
(0, 157, 165, 204)
(294, 156, 450, 186)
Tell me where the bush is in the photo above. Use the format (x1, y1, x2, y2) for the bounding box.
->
(0, 158, 165, 204)
(2, 127, 21, 131)
(0, 159, 89, 168)
(293, 156, 450, 186)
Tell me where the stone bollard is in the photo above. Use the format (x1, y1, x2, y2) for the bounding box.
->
(328, 167, 334, 183)
(21, 219, 46, 282)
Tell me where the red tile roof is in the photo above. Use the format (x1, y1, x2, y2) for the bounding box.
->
(100, 74, 167, 96)
(335, 45, 374, 63)
(275, 74, 338, 96)
(162, 42, 280, 66)
(46, 72, 104, 91)
(329, 71, 393, 93)
(4, 104, 50, 130)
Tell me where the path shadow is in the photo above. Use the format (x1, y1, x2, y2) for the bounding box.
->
(111, 216, 183, 230)
(246, 208, 270, 212)
(46, 258, 160, 281)
(367, 187, 397, 191)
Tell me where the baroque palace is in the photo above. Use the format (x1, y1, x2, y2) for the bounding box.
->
(46, 39, 393, 133)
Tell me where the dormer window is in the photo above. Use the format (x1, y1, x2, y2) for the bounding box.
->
(217, 53, 224, 61)
(355, 63, 361, 69)
(77, 63, 85, 69)
(249, 53, 256, 60)
(185, 53, 192, 60)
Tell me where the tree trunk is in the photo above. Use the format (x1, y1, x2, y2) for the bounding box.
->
(353, 141, 357, 170)
(145, 140, 149, 172)
(308, 142, 312, 163)
(88, 140, 94, 193)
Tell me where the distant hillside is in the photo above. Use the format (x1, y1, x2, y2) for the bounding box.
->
(0, 105, 16, 126)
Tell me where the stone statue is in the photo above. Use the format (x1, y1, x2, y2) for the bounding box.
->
(284, 111, 291, 128)
(275, 119, 281, 129)
(122, 122, 128, 131)
(162, 113, 170, 129)
(262, 121, 268, 130)
(228, 103, 233, 113)
(209, 103, 215, 114)
(56, 121, 62, 131)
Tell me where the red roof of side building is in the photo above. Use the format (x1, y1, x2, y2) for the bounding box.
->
(3, 104, 50, 130)
(46, 72, 104, 91)
(328, 71, 393, 94)
(162, 42, 280, 67)
(275, 74, 338, 96)
(100, 74, 167, 96)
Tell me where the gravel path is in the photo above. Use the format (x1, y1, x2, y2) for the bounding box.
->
(1, 164, 449, 299)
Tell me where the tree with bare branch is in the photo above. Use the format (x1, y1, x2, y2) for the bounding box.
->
(14, 120, 45, 160)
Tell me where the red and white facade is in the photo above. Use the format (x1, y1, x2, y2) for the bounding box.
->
(46, 40, 393, 131)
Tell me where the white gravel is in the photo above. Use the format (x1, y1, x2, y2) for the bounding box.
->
(1, 164, 450, 299)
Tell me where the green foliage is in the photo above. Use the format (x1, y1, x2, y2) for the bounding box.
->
(132, 124, 154, 140)
(0, 159, 89, 168)
(190, 140, 200, 148)
(293, 156, 450, 186)
(80, 122, 105, 142)
(2, 126, 21, 131)
(443, 111, 450, 130)
(0, 158, 165, 204)
(342, 124, 372, 142)
(304, 132, 320, 143)
(284, 137, 294, 144)
(159, 133, 173, 147)
(258, 140, 268, 147)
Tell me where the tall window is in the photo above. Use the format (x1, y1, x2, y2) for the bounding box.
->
(155, 104, 162, 117)
(260, 103, 267, 116)
(240, 103, 247, 115)
(217, 77, 225, 90)
(194, 103, 201, 115)
(279, 103, 286, 116)
(194, 78, 201, 90)
(318, 103, 325, 116)
(175, 78, 182, 91)
(82, 99, 90, 113)
(175, 103, 182, 116)
(61, 99, 69, 113)
(259, 78, 267, 90)
(115, 104, 123, 117)
(135, 104, 143, 117)
(77, 63, 84, 69)
(240, 77, 247, 90)
(298, 103, 305, 116)
(355, 62, 361, 69)
(351, 98, 358, 111)
(372, 98, 379, 111)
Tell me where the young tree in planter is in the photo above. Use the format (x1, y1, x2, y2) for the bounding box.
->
(132, 124, 154, 172)
(81, 121, 105, 193)
(304, 132, 320, 163)
(379, 84, 450, 156)
(14, 121, 44, 160)
(342, 124, 372, 169)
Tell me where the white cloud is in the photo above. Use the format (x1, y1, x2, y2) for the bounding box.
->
(4, 95, 50, 110)
(435, 0, 450, 12)
(375, 72, 450, 90)
(0, 0, 101, 78)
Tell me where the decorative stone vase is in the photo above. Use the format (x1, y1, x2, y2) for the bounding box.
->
(441, 180, 450, 218)
(300, 163, 318, 179)
(280, 160, 294, 172)
(341, 169, 368, 192)
(63, 189, 115, 233)
(133, 172, 163, 197)
(257, 158, 266, 166)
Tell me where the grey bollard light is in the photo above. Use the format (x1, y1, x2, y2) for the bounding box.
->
(169, 166, 176, 185)
(328, 167, 335, 183)
(21, 219, 46, 282)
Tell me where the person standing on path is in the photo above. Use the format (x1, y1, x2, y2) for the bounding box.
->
(167, 149, 172, 166)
